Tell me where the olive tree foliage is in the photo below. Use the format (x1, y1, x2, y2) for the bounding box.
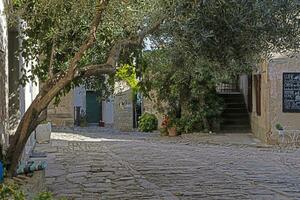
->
(140, 0, 300, 132)
(5, 0, 169, 176)
(141, 49, 224, 132)
(10, 0, 166, 93)
(165, 0, 300, 72)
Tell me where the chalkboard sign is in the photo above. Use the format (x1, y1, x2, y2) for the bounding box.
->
(283, 73, 300, 112)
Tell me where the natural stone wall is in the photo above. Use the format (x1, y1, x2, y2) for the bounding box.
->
(250, 60, 270, 143)
(0, 0, 9, 150)
(143, 96, 164, 127)
(114, 88, 133, 131)
(48, 90, 74, 127)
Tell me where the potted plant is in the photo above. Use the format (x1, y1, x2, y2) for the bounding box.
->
(99, 120, 105, 127)
(167, 118, 178, 137)
(160, 115, 169, 136)
(275, 123, 284, 131)
(161, 115, 179, 137)
(36, 121, 52, 144)
(79, 111, 88, 127)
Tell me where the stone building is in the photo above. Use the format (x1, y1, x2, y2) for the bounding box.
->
(47, 91, 75, 127)
(239, 54, 300, 143)
(141, 54, 300, 144)
(0, 0, 39, 160)
(47, 80, 143, 132)
(47, 86, 115, 129)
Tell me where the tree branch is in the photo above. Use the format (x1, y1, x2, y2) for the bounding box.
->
(48, 41, 56, 77)
(80, 64, 116, 77)
(36, 109, 47, 125)
(37, 0, 110, 111)
(106, 18, 164, 68)
(78, 19, 164, 78)
(69, 0, 110, 71)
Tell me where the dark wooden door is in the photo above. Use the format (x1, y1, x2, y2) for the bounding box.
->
(247, 75, 253, 112)
(86, 91, 102, 123)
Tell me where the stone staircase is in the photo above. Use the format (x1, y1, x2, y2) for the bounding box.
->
(220, 93, 251, 133)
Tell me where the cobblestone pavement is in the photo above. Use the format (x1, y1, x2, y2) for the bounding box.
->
(34, 129, 300, 200)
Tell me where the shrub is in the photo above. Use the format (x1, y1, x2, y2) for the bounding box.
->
(0, 183, 25, 200)
(138, 113, 158, 132)
(0, 183, 67, 200)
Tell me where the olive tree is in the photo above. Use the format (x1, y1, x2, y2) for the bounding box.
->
(6, 0, 167, 176)
(141, 0, 300, 132)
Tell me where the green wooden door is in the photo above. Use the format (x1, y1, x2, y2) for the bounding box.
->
(86, 91, 102, 124)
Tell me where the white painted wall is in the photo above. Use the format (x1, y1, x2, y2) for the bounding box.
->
(102, 97, 114, 125)
(74, 86, 86, 112)
(0, 0, 9, 149)
(239, 74, 249, 106)
(74, 86, 114, 126)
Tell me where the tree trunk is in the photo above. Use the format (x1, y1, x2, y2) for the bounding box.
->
(5, 5, 162, 175)
(6, 103, 39, 176)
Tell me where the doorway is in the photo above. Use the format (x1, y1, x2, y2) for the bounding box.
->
(86, 91, 102, 124)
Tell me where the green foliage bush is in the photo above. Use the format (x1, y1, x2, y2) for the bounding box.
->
(138, 113, 158, 132)
(0, 183, 25, 200)
(0, 183, 67, 200)
(141, 50, 224, 133)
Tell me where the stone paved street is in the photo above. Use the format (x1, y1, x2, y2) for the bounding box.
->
(35, 129, 300, 200)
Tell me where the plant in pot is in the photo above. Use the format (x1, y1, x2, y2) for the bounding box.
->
(79, 111, 88, 127)
(162, 114, 179, 137)
(275, 123, 284, 131)
(160, 115, 170, 136)
(167, 117, 178, 137)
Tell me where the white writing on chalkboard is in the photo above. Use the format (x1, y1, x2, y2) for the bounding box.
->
(283, 73, 300, 112)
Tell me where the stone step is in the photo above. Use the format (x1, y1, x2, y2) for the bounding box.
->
(219, 93, 251, 132)
(221, 113, 250, 118)
(219, 128, 251, 133)
(222, 118, 250, 125)
(223, 107, 248, 113)
(220, 124, 251, 132)
(224, 102, 247, 109)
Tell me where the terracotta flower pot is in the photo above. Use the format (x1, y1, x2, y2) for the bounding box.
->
(168, 126, 177, 137)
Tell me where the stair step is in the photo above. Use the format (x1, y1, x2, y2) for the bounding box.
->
(225, 103, 247, 109)
(222, 113, 249, 118)
(220, 94, 244, 98)
(219, 93, 251, 132)
(222, 119, 250, 125)
(221, 124, 251, 130)
(219, 128, 251, 133)
(223, 108, 248, 113)
(223, 99, 245, 103)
